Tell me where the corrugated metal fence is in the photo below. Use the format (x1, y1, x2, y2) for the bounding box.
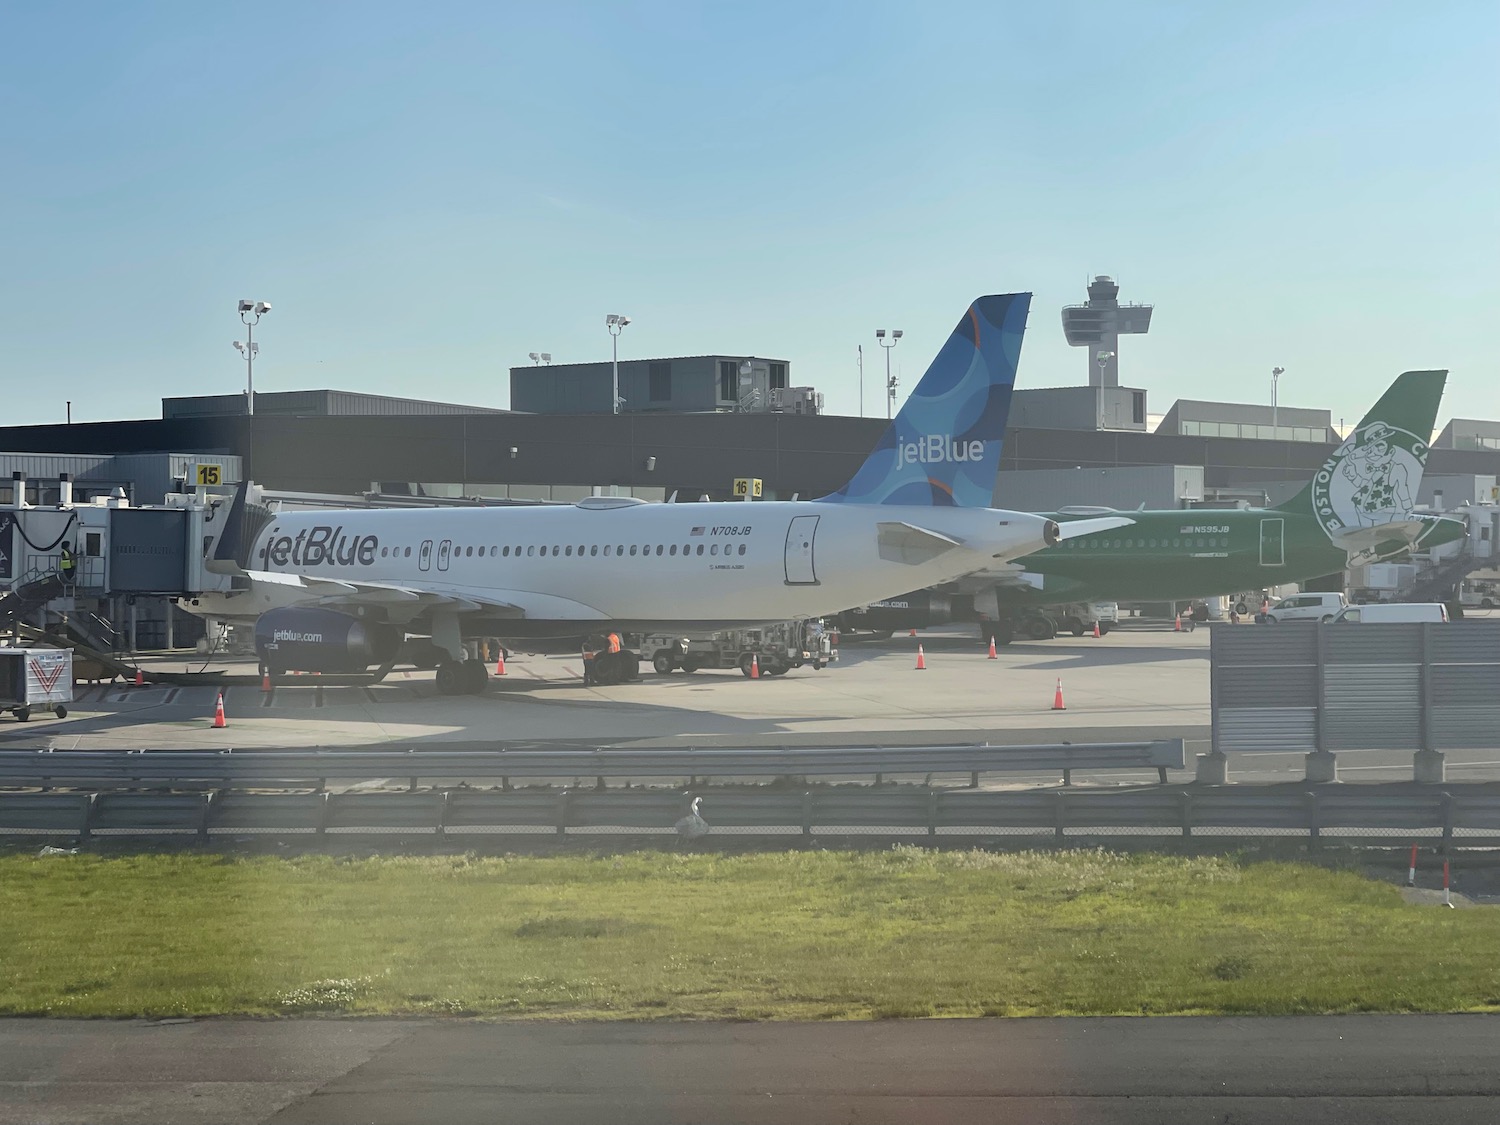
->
(1212, 622, 1500, 753)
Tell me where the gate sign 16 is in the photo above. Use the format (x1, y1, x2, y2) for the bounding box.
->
(733, 477, 763, 498)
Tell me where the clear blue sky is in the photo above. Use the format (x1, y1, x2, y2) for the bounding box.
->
(3, 1, 1496, 429)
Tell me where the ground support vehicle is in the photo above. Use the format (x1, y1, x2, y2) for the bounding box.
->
(0, 647, 71, 721)
(985, 601, 1116, 644)
(641, 621, 834, 678)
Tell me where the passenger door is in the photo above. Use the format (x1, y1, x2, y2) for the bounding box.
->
(1259, 518, 1285, 567)
(437, 539, 452, 572)
(418, 540, 434, 572)
(784, 515, 819, 585)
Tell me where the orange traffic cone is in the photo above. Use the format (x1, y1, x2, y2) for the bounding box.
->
(909, 628, 918, 637)
(987, 636, 998, 659)
(133, 669, 144, 687)
(1092, 621, 1101, 639)
(1051, 678, 1066, 711)
(915, 644, 926, 670)
(495, 649, 506, 676)
(212, 691, 227, 728)
(750, 654, 760, 680)
(260, 672, 272, 693)
(1174, 613, 1182, 632)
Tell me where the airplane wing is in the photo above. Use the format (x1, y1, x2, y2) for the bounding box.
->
(235, 568, 609, 622)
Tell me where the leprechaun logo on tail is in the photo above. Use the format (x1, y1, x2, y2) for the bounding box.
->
(1313, 419, 1428, 534)
(1276, 370, 1447, 543)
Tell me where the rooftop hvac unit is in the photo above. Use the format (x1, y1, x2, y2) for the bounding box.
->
(770, 387, 824, 416)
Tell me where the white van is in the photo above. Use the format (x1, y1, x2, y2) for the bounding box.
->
(1263, 592, 1347, 623)
(1329, 603, 1450, 624)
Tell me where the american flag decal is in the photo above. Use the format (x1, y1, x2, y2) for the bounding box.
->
(690, 526, 705, 536)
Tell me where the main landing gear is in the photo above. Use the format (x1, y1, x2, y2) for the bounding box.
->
(435, 660, 489, 696)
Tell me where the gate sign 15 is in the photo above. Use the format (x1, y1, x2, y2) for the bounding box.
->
(195, 464, 222, 486)
(733, 477, 763, 498)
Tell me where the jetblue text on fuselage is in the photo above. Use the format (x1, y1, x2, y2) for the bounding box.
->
(896, 435, 986, 469)
(262, 525, 379, 567)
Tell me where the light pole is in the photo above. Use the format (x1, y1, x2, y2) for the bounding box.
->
(1271, 367, 1285, 433)
(234, 299, 270, 485)
(605, 314, 631, 414)
(234, 300, 270, 415)
(876, 328, 902, 419)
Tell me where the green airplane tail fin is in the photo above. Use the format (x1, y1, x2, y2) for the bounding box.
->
(1274, 370, 1447, 532)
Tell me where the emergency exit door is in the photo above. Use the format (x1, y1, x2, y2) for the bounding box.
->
(784, 515, 819, 585)
(1259, 518, 1285, 566)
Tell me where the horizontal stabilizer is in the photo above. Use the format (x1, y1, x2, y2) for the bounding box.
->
(877, 521, 964, 565)
(1053, 516, 1136, 541)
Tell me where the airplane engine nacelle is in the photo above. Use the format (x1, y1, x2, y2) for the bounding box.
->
(254, 608, 400, 674)
(839, 592, 954, 630)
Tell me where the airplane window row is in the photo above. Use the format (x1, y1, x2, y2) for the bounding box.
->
(373, 543, 750, 559)
(1065, 537, 1231, 550)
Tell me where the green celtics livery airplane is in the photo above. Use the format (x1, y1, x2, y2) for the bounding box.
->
(842, 370, 1468, 640)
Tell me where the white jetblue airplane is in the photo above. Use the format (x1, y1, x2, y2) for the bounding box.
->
(189, 293, 1132, 693)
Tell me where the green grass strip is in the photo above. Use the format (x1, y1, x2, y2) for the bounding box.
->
(2, 848, 1498, 1019)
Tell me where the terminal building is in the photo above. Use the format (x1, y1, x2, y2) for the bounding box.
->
(2, 276, 1499, 649)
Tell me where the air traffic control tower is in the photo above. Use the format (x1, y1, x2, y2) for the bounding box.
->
(1061, 275, 1153, 387)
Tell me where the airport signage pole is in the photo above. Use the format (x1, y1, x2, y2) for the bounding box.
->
(606, 314, 631, 415)
(1272, 366, 1284, 432)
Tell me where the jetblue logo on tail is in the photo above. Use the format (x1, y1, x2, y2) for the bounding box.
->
(819, 293, 1030, 508)
(898, 436, 986, 468)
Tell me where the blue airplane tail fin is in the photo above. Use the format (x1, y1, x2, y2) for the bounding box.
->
(819, 293, 1029, 507)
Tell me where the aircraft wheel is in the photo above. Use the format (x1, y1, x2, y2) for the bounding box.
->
(1023, 617, 1055, 641)
(652, 650, 676, 675)
(680, 658, 700, 674)
(1065, 617, 1085, 637)
(53, 706, 67, 719)
(435, 662, 462, 695)
(462, 660, 489, 694)
(14, 707, 29, 722)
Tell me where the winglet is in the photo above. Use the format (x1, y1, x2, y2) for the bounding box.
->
(205, 481, 275, 575)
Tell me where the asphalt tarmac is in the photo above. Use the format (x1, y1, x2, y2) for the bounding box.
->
(6, 624, 1499, 783)
(6, 1015, 1500, 1124)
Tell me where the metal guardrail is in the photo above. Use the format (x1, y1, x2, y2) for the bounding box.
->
(0, 741, 1187, 791)
(3, 783, 1499, 846)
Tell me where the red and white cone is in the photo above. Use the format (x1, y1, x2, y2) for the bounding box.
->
(909, 628, 918, 637)
(750, 654, 760, 680)
(1093, 621, 1101, 639)
(1051, 677, 1066, 711)
(1407, 843, 1418, 888)
(260, 672, 272, 693)
(212, 691, 227, 729)
(1174, 613, 1182, 632)
(915, 644, 926, 671)
(495, 649, 507, 676)
(987, 636, 998, 660)
(134, 669, 144, 687)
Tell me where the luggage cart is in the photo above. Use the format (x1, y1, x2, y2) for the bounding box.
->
(0, 647, 72, 721)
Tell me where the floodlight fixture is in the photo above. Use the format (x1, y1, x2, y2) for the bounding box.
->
(540, 352, 551, 364)
(606, 314, 632, 414)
